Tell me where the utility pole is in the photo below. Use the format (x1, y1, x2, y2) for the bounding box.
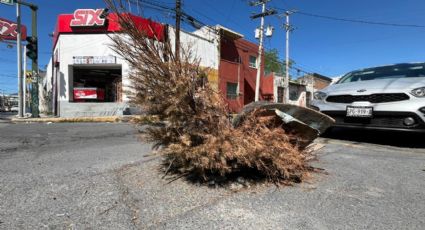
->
(29, 4, 39, 117)
(283, 10, 294, 104)
(16, 0, 39, 117)
(16, 2, 24, 118)
(250, 0, 276, 101)
(175, 0, 181, 60)
(23, 44, 26, 114)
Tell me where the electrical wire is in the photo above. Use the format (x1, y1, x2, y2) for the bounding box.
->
(262, 48, 316, 77)
(130, 0, 217, 33)
(272, 6, 425, 28)
(297, 11, 425, 28)
(131, 0, 174, 14)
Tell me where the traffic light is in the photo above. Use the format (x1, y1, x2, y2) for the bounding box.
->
(26, 36, 38, 62)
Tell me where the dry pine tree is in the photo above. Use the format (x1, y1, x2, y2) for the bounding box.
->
(106, 2, 314, 184)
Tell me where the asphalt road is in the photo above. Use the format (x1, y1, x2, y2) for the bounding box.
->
(0, 122, 424, 229)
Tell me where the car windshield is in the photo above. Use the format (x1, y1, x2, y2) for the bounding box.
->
(337, 63, 425, 84)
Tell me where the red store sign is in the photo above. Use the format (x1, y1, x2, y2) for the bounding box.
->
(0, 17, 27, 41)
(53, 9, 166, 48)
(73, 87, 105, 100)
(70, 9, 107, 27)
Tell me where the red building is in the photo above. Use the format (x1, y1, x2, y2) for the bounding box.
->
(218, 27, 268, 112)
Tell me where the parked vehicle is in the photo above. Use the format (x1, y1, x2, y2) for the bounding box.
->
(312, 62, 425, 132)
(10, 106, 19, 112)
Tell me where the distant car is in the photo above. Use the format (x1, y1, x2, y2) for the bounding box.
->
(10, 106, 18, 112)
(312, 63, 425, 132)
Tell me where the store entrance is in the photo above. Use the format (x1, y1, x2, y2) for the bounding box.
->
(72, 66, 122, 103)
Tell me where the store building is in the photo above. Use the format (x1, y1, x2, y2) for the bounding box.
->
(45, 9, 165, 117)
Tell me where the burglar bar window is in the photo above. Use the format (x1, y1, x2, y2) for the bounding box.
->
(290, 90, 299, 101)
(226, 82, 238, 100)
(249, 56, 257, 68)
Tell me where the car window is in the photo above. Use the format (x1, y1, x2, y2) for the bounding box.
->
(338, 63, 425, 84)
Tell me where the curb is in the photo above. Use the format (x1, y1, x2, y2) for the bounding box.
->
(11, 115, 159, 124)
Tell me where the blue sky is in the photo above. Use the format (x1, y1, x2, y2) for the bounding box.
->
(1, 0, 425, 93)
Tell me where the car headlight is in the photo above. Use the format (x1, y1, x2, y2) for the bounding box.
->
(411, 87, 425, 97)
(313, 91, 327, 100)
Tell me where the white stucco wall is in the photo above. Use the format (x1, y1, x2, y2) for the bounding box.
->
(50, 29, 218, 103)
(168, 27, 219, 70)
(44, 27, 220, 117)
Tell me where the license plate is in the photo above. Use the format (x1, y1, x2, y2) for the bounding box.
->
(346, 106, 373, 117)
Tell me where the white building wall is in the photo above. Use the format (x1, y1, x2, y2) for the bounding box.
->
(168, 27, 219, 70)
(273, 76, 284, 103)
(57, 34, 130, 102)
(43, 34, 131, 117)
(193, 26, 219, 43)
(44, 58, 53, 92)
(44, 27, 219, 117)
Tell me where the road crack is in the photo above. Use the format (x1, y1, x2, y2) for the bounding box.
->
(114, 163, 146, 230)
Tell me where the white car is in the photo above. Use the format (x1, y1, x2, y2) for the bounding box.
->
(312, 63, 425, 132)
(10, 106, 19, 112)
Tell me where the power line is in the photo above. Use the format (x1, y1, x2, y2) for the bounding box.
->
(131, 0, 217, 32)
(132, 0, 257, 44)
(184, 0, 257, 42)
(186, 7, 220, 26)
(0, 57, 15, 63)
(291, 63, 321, 75)
(0, 48, 51, 56)
(0, 75, 17, 79)
(272, 6, 425, 28)
(297, 11, 425, 28)
(262, 48, 318, 76)
(141, 0, 174, 6)
(129, 0, 175, 14)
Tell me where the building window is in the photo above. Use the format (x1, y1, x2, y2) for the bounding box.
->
(226, 82, 238, 100)
(290, 90, 298, 101)
(249, 56, 257, 68)
(277, 87, 284, 103)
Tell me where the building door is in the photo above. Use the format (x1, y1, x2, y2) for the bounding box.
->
(72, 66, 122, 103)
(277, 87, 284, 103)
(243, 79, 255, 105)
(306, 91, 312, 106)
